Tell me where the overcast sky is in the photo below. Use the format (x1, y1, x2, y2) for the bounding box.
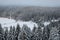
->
(0, 0, 60, 7)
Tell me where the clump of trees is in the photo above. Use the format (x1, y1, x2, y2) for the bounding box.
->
(0, 21, 60, 40)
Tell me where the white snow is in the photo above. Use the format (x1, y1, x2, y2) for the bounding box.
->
(43, 21, 50, 26)
(41, 27, 44, 30)
(0, 17, 59, 31)
(0, 17, 38, 30)
(51, 19, 59, 22)
(17, 20, 38, 30)
(43, 19, 59, 26)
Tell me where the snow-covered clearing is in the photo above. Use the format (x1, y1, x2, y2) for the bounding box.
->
(0, 17, 38, 30)
(0, 17, 59, 30)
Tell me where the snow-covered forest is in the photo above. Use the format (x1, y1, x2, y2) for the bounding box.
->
(0, 6, 60, 40)
(0, 17, 60, 40)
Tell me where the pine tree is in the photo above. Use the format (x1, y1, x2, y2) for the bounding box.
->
(31, 25, 37, 40)
(4, 27, 9, 40)
(18, 24, 32, 40)
(0, 24, 4, 40)
(49, 27, 59, 40)
(43, 26, 50, 40)
(32, 25, 37, 33)
(9, 26, 13, 40)
(32, 26, 42, 40)
(15, 24, 21, 40)
(12, 26, 16, 40)
(58, 24, 60, 40)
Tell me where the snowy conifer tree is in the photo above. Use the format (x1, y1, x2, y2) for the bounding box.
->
(4, 27, 9, 40)
(9, 26, 13, 40)
(15, 24, 21, 40)
(49, 27, 59, 40)
(0, 24, 4, 40)
(12, 26, 16, 40)
(31, 25, 37, 40)
(43, 26, 50, 40)
(32, 25, 37, 33)
(18, 24, 32, 40)
(32, 26, 42, 40)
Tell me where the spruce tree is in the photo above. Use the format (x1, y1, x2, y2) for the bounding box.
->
(49, 27, 59, 40)
(9, 26, 13, 40)
(18, 24, 32, 40)
(43, 26, 50, 40)
(15, 24, 21, 40)
(12, 26, 16, 40)
(4, 27, 8, 40)
(31, 25, 37, 40)
(32, 26, 42, 40)
(0, 24, 4, 40)
(32, 25, 37, 33)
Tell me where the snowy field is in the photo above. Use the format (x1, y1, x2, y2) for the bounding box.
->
(0, 17, 38, 30)
(0, 17, 59, 30)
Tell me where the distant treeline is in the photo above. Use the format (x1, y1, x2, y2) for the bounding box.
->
(0, 6, 60, 21)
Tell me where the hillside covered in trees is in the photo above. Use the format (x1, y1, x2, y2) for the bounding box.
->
(0, 6, 60, 21)
(0, 20, 60, 40)
(0, 6, 60, 40)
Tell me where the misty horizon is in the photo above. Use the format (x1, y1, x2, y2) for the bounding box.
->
(0, 0, 60, 7)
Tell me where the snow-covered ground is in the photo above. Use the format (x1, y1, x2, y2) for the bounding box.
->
(0, 17, 59, 31)
(51, 19, 59, 22)
(43, 21, 50, 26)
(43, 19, 60, 26)
(0, 17, 38, 30)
